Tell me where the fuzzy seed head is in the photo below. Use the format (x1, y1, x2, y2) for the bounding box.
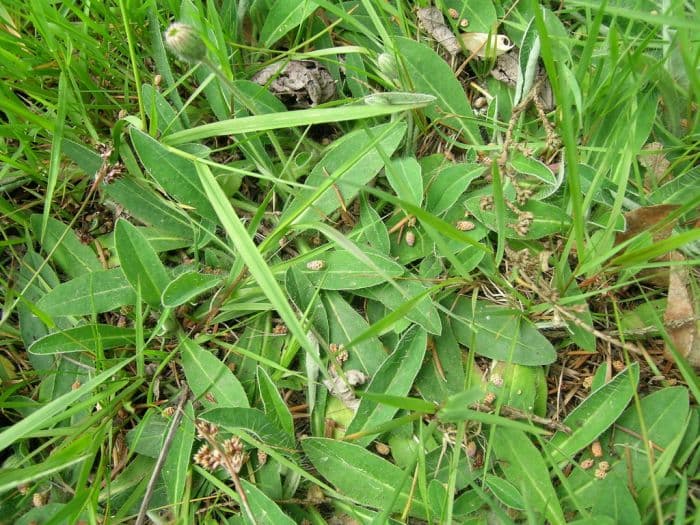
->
(164, 22, 206, 63)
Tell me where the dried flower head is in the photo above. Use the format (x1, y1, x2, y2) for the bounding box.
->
(196, 420, 219, 440)
(164, 22, 206, 63)
(580, 458, 595, 470)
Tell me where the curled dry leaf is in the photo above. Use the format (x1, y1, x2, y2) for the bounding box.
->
(664, 251, 699, 368)
(491, 50, 555, 111)
(460, 32, 513, 58)
(252, 59, 335, 107)
(323, 366, 367, 412)
(417, 7, 461, 55)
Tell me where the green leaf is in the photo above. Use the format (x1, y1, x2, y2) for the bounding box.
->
(260, 0, 318, 47)
(386, 157, 423, 206)
(30, 214, 101, 279)
(357, 194, 390, 253)
(425, 163, 482, 215)
(103, 177, 194, 238)
(445, 0, 497, 33)
(130, 127, 218, 222)
(546, 363, 640, 464)
(590, 471, 642, 525)
(257, 367, 294, 437)
(196, 162, 323, 372)
(357, 278, 442, 335)
(0, 434, 95, 493)
(302, 437, 428, 518)
(492, 427, 566, 524)
(395, 37, 480, 144)
(465, 195, 571, 239)
(161, 271, 222, 308)
(0, 358, 133, 453)
(180, 338, 249, 408)
(239, 479, 296, 525)
(345, 327, 428, 446)
(298, 247, 404, 290)
(28, 324, 136, 355)
(281, 122, 406, 224)
(201, 407, 295, 452)
(284, 266, 329, 342)
(114, 219, 170, 308)
(163, 99, 432, 146)
(323, 291, 386, 376)
(162, 401, 194, 508)
(37, 268, 136, 317)
(449, 298, 557, 365)
(484, 474, 524, 509)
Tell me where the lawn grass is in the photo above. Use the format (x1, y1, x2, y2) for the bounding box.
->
(1, 1, 698, 523)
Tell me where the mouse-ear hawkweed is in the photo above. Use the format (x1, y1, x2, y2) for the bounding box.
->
(164, 22, 206, 63)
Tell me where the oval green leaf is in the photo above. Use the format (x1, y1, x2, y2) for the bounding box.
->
(161, 271, 222, 308)
(114, 219, 170, 308)
(29, 324, 136, 355)
(37, 268, 136, 317)
(180, 338, 249, 408)
(448, 298, 556, 365)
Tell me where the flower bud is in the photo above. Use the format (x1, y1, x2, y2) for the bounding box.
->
(164, 22, 206, 63)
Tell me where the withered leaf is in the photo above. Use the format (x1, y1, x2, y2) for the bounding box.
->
(663, 252, 699, 368)
(615, 204, 680, 245)
(417, 7, 460, 56)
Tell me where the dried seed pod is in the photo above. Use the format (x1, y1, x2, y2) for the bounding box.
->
(306, 259, 325, 271)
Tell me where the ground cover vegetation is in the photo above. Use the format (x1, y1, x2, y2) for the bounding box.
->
(0, 0, 699, 523)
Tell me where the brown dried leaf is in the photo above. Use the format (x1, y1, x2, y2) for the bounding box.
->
(417, 7, 460, 55)
(615, 204, 680, 245)
(663, 252, 699, 367)
(251, 60, 335, 107)
(638, 142, 670, 185)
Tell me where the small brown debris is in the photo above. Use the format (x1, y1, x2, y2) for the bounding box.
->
(405, 229, 416, 246)
(456, 220, 475, 231)
(594, 468, 607, 480)
(591, 441, 603, 458)
(598, 460, 610, 472)
(375, 442, 391, 455)
(447, 8, 459, 19)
